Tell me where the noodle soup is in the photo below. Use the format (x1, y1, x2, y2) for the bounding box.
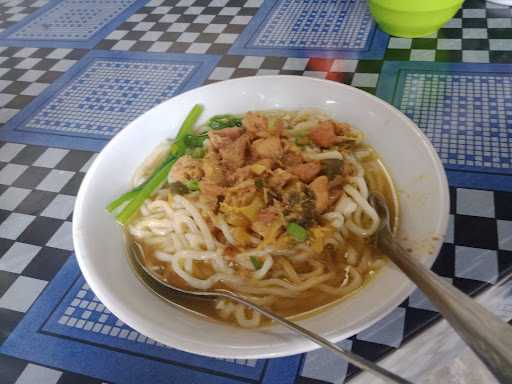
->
(125, 110, 398, 328)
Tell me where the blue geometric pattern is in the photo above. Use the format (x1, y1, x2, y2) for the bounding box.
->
(26, 61, 195, 138)
(47, 277, 260, 372)
(377, 62, 512, 191)
(44, 277, 263, 372)
(0, 50, 220, 151)
(1, 257, 302, 384)
(230, 0, 388, 59)
(0, 0, 148, 48)
(12, 0, 134, 40)
(54, 281, 168, 347)
(254, 0, 372, 49)
(399, 72, 512, 171)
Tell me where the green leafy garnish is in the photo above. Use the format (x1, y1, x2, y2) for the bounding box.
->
(208, 114, 242, 130)
(287, 222, 308, 242)
(185, 180, 200, 191)
(169, 181, 189, 195)
(116, 157, 178, 224)
(184, 132, 208, 148)
(254, 178, 264, 190)
(190, 147, 205, 159)
(250, 256, 262, 270)
(170, 105, 203, 154)
(106, 188, 141, 213)
(107, 104, 203, 224)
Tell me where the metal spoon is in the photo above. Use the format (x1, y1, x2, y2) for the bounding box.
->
(369, 193, 512, 383)
(127, 243, 411, 384)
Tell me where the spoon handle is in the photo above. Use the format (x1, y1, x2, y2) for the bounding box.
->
(379, 234, 512, 383)
(130, 240, 410, 383)
(223, 292, 412, 384)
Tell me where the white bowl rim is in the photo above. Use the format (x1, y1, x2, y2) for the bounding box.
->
(73, 75, 450, 359)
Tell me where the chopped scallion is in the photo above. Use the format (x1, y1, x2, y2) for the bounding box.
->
(184, 132, 208, 148)
(169, 181, 189, 195)
(208, 114, 242, 130)
(185, 180, 200, 191)
(287, 222, 308, 242)
(190, 147, 205, 159)
(250, 256, 262, 270)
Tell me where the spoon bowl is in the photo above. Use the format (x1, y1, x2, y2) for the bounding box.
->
(127, 240, 412, 384)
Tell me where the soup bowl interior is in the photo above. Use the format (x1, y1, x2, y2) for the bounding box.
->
(73, 75, 449, 359)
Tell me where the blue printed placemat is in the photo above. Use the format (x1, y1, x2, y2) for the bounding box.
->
(0, 0, 149, 48)
(0, 50, 219, 151)
(1, 0, 512, 383)
(230, 0, 389, 59)
(377, 61, 512, 191)
(2, 256, 302, 384)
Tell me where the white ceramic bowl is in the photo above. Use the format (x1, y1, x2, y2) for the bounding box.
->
(73, 76, 449, 359)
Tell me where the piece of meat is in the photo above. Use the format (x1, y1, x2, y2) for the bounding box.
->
(257, 206, 280, 224)
(288, 161, 322, 183)
(228, 165, 252, 185)
(251, 221, 269, 238)
(282, 150, 304, 167)
(208, 131, 229, 150)
(309, 175, 329, 213)
(243, 112, 268, 138)
(273, 118, 285, 135)
(202, 160, 224, 185)
(218, 133, 250, 170)
(217, 127, 244, 139)
(231, 227, 251, 247)
(281, 137, 299, 152)
(225, 179, 257, 207)
(268, 168, 295, 189)
(309, 120, 338, 148)
(223, 245, 239, 258)
(334, 121, 351, 136)
(255, 158, 274, 170)
(251, 136, 283, 159)
(202, 150, 227, 186)
(224, 212, 250, 228)
(208, 127, 244, 150)
(169, 155, 204, 182)
(201, 182, 225, 201)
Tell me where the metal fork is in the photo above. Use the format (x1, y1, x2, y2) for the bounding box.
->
(127, 243, 412, 384)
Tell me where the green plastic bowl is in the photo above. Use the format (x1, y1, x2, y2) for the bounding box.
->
(368, 0, 464, 38)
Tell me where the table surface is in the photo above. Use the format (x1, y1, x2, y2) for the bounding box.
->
(0, 0, 511, 383)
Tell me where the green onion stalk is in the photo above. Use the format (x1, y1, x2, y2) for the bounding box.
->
(107, 104, 203, 225)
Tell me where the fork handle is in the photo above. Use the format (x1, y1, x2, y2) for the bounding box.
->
(379, 234, 512, 383)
